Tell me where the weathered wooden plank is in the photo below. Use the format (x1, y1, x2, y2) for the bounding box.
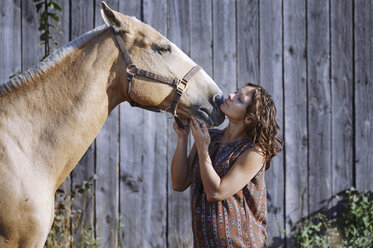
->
(307, 0, 332, 215)
(70, 0, 95, 40)
(119, 0, 142, 20)
(166, 0, 193, 247)
(0, 0, 21, 82)
(237, 0, 259, 86)
(69, 1, 96, 246)
(167, 0, 190, 52)
(95, 110, 119, 248)
(213, 0, 236, 131)
(259, 0, 285, 246)
(94, 2, 120, 247)
(284, 0, 308, 245)
(21, 0, 44, 69)
(355, 0, 373, 191)
(330, 0, 353, 208)
(190, 0, 213, 76)
(119, 105, 147, 248)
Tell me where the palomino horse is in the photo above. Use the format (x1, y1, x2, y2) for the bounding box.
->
(0, 2, 224, 247)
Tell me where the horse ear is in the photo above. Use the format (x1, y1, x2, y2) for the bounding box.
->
(101, 1, 126, 32)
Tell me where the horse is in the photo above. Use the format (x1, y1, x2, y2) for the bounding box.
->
(0, 2, 225, 247)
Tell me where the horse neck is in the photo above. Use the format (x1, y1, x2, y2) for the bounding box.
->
(0, 28, 125, 190)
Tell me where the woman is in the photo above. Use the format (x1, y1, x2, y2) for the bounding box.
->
(171, 82, 284, 247)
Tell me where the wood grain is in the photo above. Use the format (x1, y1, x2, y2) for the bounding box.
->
(331, 0, 353, 210)
(0, 0, 21, 82)
(355, 0, 373, 191)
(259, 0, 285, 246)
(307, 0, 332, 215)
(284, 0, 308, 246)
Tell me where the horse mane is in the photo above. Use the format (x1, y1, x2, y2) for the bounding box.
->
(0, 25, 108, 96)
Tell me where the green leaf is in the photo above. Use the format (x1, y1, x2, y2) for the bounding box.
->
(40, 33, 47, 41)
(50, 24, 62, 33)
(49, 1, 62, 12)
(35, 2, 44, 12)
(92, 174, 99, 181)
(50, 36, 60, 46)
(49, 13, 60, 23)
(40, 11, 48, 22)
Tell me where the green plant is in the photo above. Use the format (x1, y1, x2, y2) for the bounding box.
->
(338, 187, 373, 248)
(297, 213, 331, 248)
(295, 188, 373, 248)
(83, 225, 101, 248)
(45, 175, 101, 247)
(118, 214, 125, 246)
(33, 0, 62, 59)
(46, 176, 73, 247)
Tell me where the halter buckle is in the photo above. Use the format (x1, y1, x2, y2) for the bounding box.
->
(177, 78, 188, 92)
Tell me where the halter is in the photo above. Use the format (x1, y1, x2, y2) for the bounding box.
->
(109, 27, 201, 128)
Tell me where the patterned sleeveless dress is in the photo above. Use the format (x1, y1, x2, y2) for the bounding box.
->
(190, 128, 267, 248)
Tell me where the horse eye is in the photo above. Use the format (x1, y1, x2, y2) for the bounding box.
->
(158, 45, 171, 54)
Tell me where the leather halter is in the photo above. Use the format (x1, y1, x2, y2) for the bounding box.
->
(109, 27, 201, 128)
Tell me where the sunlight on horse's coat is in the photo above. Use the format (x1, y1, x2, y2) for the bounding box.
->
(0, 25, 108, 97)
(0, 2, 224, 247)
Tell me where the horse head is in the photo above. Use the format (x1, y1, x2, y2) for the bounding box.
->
(101, 2, 225, 127)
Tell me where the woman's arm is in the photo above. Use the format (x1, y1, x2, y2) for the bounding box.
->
(171, 122, 197, 192)
(198, 148, 264, 202)
(190, 116, 264, 202)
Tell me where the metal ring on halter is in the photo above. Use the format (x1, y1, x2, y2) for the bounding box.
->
(126, 64, 138, 78)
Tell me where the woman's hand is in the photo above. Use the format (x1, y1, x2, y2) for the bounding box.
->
(173, 121, 190, 139)
(190, 116, 210, 155)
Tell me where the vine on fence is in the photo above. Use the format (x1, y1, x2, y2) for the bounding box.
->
(33, 0, 62, 59)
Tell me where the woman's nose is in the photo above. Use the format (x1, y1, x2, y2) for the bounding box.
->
(228, 93, 234, 101)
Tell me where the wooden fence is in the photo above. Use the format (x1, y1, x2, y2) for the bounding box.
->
(1, 0, 372, 247)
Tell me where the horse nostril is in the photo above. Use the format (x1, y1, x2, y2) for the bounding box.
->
(213, 94, 225, 107)
(216, 95, 225, 107)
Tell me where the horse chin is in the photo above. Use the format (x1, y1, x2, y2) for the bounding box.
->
(195, 115, 214, 128)
(175, 105, 225, 129)
(192, 109, 224, 128)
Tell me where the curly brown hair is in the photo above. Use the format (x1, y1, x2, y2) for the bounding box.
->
(243, 82, 284, 170)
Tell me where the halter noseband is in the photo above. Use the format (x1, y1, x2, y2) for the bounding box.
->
(109, 27, 201, 128)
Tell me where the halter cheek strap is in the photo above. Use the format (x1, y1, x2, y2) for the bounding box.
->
(109, 27, 201, 127)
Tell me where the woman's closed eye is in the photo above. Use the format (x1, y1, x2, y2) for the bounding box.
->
(235, 92, 243, 103)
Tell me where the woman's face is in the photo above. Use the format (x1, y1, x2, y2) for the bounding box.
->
(220, 86, 256, 122)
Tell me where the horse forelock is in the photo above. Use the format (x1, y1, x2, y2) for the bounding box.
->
(0, 25, 108, 97)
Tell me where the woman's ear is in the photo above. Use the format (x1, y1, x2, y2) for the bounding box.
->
(100, 1, 126, 32)
(244, 115, 252, 125)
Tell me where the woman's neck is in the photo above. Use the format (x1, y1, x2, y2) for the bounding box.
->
(220, 121, 247, 145)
